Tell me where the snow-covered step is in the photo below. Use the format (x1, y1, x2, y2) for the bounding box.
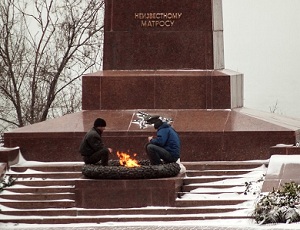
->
(0, 200, 254, 224)
(183, 168, 266, 185)
(0, 200, 75, 209)
(176, 161, 266, 216)
(182, 184, 242, 190)
(183, 161, 268, 170)
(0, 211, 253, 224)
(185, 176, 265, 187)
(175, 199, 250, 207)
(0, 206, 249, 217)
(75, 206, 245, 215)
(181, 185, 246, 194)
(5, 185, 74, 193)
(183, 176, 247, 184)
(0, 191, 75, 201)
(0, 160, 267, 225)
(186, 169, 254, 177)
(12, 178, 76, 187)
(0, 208, 77, 216)
(0, 170, 77, 210)
(9, 162, 83, 173)
(5, 171, 82, 179)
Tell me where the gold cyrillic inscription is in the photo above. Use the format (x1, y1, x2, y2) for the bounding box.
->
(134, 12, 182, 27)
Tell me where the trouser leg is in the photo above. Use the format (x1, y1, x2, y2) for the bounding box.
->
(146, 143, 176, 165)
(83, 148, 109, 165)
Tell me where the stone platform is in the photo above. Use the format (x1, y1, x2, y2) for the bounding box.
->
(75, 173, 184, 209)
(3, 108, 300, 162)
(82, 70, 243, 110)
(262, 154, 300, 192)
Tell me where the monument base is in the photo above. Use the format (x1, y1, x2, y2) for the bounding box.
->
(75, 174, 184, 208)
(82, 69, 243, 110)
(3, 108, 300, 163)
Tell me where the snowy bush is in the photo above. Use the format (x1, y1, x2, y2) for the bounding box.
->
(244, 175, 265, 195)
(253, 181, 300, 224)
(0, 175, 16, 192)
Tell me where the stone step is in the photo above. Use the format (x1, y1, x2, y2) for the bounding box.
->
(0, 208, 77, 216)
(6, 171, 82, 179)
(10, 163, 83, 173)
(9, 161, 268, 172)
(182, 176, 244, 184)
(177, 191, 245, 198)
(0, 212, 253, 224)
(13, 179, 75, 187)
(0, 160, 265, 226)
(0, 192, 75, 200)
(0, 200, 75, 209)
(185, 169, 254, 177)
(5, 185, 74, 193)
(183, 175, 262, 185)
(175, 199, 251, 207)
(181, 184, 246, 193)
(77, 207, 247, 215)
(183, 161, 268, 170)
(0, 206, 249, 217)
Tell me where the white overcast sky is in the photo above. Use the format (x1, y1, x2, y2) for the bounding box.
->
(223, 0, 300, 118)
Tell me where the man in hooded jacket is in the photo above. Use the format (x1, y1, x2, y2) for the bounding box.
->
(146, 119, 181, 165)
(79, 118, 112, 165)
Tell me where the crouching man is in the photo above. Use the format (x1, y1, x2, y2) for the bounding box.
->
(79, 118, 112, 165)
(146, 119, 181, 165)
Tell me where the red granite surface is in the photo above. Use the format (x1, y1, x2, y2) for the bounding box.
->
(4, 108, 300, 162)
(0, 163, 7, 177)
(103, 0, 224, 70)
(262, 155, 300, 192)
(2, 0, 300, 215)
(0, 147, 20, 168)
(75, 174, 184, 208)
(3, 0, 300, 165)
(82, 70, 243, 110)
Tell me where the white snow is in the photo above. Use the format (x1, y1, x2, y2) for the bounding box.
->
(2, 147, 300, 229)
(2, 218, 300, 229)
(0, 146, 19, 152)
(179, 192, 257, 201)
(266, 154, 300, 176)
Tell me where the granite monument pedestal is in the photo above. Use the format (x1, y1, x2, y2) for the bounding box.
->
(4, 0, 300, 164)
(3, 0, 300, 209)
(75, 174, 184, 208)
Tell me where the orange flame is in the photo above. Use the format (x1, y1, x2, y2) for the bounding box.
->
(117, 151, 140, 168)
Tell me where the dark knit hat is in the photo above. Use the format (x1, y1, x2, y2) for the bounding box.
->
(154, 119, 163, 129)
(94, 118, 106, 127)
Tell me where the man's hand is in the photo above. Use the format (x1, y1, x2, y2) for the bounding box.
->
(108, 148, 113, 153)
(148, 136, 153, 142)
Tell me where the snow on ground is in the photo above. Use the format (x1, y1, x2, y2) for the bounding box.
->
(1, 148, 300, 229)
(2, 219, 300, 229)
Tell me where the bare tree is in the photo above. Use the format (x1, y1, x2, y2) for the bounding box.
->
(0, 0, 104, 132)
(269, 100, 279, 114)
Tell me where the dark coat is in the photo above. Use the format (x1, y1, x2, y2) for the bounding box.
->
(150, 122, 181, 159)
(79, 127, 105, 156)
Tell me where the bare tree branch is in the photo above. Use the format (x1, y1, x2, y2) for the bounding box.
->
(0, 0, 104, 132)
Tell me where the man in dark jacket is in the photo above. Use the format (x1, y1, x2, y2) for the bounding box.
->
(79, 118, 112, 165)
(146, 119, 181, 165)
